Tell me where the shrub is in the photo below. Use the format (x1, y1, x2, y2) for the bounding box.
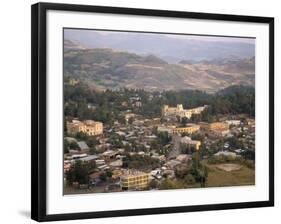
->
(184, 174, 196, 185)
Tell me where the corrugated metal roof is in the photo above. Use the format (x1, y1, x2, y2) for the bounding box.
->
(77, 141, 89, 150)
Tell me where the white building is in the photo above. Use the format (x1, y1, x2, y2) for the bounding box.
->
(225, 120, 241, 126)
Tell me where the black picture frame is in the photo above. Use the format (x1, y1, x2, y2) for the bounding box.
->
(31, 2, 274, 222)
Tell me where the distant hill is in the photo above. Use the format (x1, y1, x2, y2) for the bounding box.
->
(64, 30, 255, 63)
(64, 42, 255, 93)
(216, 85, 255, 96)
(64, 39, 85, 51)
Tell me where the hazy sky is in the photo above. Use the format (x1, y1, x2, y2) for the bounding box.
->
(68, 29, 255, 44)
(165, 34, 255, 44)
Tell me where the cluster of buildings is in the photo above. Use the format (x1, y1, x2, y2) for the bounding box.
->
(157, 121, 230, 138)
(199, 121, 230, 137)
(64, 101, 255, 193)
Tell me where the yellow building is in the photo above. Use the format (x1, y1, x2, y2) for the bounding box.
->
(247, 118, 255, 126)
(67, 119, 103, 136)
(112, 169, 123, 180)
(208, 122, 229, 130)
(172, 124, 200, 134)
(162, 104, 207, 119)
(68, 79, 79, 86)
(200, 122, 229, 137)
(120, 170, 149, 190)
(185, 140, 201, 150)
(200, 122, 229, 131)
(191, 140, 201, 150)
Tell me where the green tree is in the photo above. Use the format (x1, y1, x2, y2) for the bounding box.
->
(149, 179, 159, 189)
(190, 152, 208, 187)
(86, 136, 98, 148)
(159, 179, 184, 190)
(157, 131, 171, 146)
(66, 160, 89, 185)
(64, 139, 69, 153)
(69, 141, 79, 150)
(106, 170, 113, 178)
(87, 160, 96, 172)
(184, 174, 196, 185)
(181, 117, 189, 126)
(76, 132, 89, 141)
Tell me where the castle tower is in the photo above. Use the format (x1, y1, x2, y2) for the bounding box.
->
(177, 104, 183, 111)
(162, 105, 169, 115)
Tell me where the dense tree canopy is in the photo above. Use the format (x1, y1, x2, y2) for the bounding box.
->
(64, 81, 255, 124)
(122, 154, 160, 170)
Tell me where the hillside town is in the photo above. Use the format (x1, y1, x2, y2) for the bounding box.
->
(63, 29, 256, 194)
(64, 96, 255, 194)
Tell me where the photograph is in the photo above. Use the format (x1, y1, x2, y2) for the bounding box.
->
(63, 28, 256, 195)
(0, 0, 277, 223)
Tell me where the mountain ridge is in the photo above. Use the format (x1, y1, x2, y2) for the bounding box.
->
(64, 43, 255, 93)
(64, 30, 255, 63)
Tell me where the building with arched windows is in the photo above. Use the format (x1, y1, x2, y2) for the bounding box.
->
(162, 104, 207, 119)
(67, 119, 103, 136)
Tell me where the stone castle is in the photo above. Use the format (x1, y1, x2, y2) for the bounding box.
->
(162, 104, 207, 119)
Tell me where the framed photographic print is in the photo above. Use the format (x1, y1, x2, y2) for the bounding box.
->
(31, 2, 274, 222)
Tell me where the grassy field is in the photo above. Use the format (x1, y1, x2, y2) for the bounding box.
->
(206, 163, 255, 187)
